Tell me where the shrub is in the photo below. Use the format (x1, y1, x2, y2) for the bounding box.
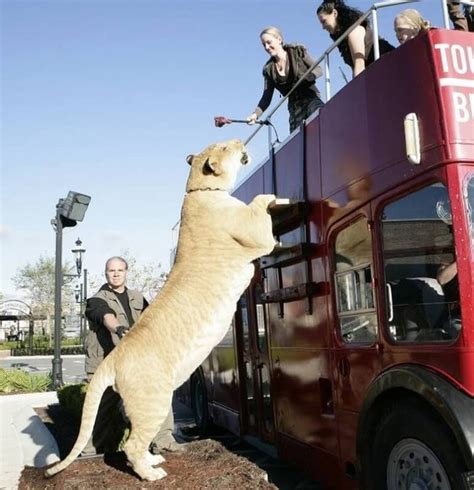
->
(0, 341, 19, 351)
(0, 368, 51, 393)
(57, 382, 129, 451)
(57, 383, 88, 419)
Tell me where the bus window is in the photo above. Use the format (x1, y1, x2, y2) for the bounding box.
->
(239, 296, 250, 352)
(254, 283, 267, 352)
(465, 175, 474, 252)
(381, 183, 460, 343)
(334, 217, 378, 344)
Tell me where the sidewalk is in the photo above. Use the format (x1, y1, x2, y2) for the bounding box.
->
(0, 391, 60, 490)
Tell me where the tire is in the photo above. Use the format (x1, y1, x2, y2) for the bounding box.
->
(191, 371, 210, 436)
(366, 398, 467, 490)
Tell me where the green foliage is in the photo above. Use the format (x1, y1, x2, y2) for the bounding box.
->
(57, 383, 88, 419)
(62, 337, 82, 346)
(0, 368, 51, 393)
(12, 255, 75, 318)
(118, 250, 168, 302)
(57, 383, 129, 451)
(0, 341, 19, 351)
(0, 336, 83, 351)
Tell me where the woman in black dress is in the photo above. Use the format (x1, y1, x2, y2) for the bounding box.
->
(316, 0, 394, 78)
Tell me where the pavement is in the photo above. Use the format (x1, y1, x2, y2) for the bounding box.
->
(0, 354, 196, 490)
(0, 390, 60, 490)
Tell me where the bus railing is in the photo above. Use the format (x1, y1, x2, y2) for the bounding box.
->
(244, 0, 470, 152)
(171, 0, 472, 256)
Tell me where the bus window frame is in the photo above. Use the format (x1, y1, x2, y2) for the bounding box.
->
(373, 173, 461, 346)
(329, 210, 379, 347)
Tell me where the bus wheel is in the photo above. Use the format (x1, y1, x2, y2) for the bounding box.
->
(370, 400, 466, 490)
(191, 371, 209, 436)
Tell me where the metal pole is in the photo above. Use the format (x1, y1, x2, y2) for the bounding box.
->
(372, 8, 380, 61)
(441, 0, 450, 28)
(324, 54, 331, 101)
(51, 201, 64, 389)
(82, 268, 88, 345)
(78, 283, 83, 343)
(28, 317, 34, 355)
(267, 121, 272, 153)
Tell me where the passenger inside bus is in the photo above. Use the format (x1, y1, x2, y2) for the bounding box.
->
(382, 186, 461, 343)
(437, 259, 461, 331)
(246, 26, 324, 132)
(393, 9, 432, 45)
(316, 0, 394, 78)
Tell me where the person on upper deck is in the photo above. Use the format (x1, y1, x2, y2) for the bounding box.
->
(447, 0, 474, 32)
(316, 0, 395, 78)
(246, 26, 324, 133)
(394, 9, 432, 45)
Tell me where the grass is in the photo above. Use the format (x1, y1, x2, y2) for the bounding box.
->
(0, 367, 51, 393)
(0, 336, 83, 351)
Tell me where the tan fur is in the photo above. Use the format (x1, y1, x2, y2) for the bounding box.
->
(44, 139, 276, 481)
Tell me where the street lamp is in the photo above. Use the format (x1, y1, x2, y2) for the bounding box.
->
(51, 191, 91, 389)
(71, 237, 88, 345)
(74, 283, 82, 303)
(71, 238, 85, 276)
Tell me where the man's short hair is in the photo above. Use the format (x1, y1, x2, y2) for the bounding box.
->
(105, 256, 129, 271)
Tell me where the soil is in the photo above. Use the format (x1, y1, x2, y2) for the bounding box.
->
(18, 405, 277, 489)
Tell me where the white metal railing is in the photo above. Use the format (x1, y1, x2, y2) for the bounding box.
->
(244, 0, 470, 151)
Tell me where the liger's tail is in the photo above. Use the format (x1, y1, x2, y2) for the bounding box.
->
(44, 357, 115, 477)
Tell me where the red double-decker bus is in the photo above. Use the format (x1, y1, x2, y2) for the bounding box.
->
(178, 11, 474, 490)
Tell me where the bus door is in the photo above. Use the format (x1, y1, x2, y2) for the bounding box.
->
(330, 211, 382, 437)
(237, 270, 275, 443)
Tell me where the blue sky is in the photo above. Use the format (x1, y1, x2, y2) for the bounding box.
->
(1, 0, 445, 297)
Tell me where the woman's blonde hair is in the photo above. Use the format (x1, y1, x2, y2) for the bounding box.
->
(395, 9, 431, 33)
(260, 26, 284, 42)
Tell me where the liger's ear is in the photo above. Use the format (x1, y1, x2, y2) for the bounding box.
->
(203, 158, 222, 176)
(186, 154, 194, 165)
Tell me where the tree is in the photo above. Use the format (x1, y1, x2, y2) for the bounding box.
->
(87, 251, 168, 303)
(124, 253, 168, 302)
(12, 256, 76, 342)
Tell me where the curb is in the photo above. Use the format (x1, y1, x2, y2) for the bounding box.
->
(0, 391, 60, 489)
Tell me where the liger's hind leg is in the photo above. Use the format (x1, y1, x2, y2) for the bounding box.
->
(123, 390, 172, 481)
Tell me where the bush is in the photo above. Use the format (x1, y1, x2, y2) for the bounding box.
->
(57, 383, 88, 419)
(0, 341, 19, 351)
(62, 338, 82, 346)
(57, 383, 129, 451)
(0, 368, 51, 393)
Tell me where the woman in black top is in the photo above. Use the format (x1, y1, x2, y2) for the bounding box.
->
(316, 0, 394, 78)
(247, 26, 324, 132)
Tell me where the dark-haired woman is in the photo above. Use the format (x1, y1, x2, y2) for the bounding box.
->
(317, 0, 394, 77)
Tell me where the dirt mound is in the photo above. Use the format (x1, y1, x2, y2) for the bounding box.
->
(20, 439, 276, 489)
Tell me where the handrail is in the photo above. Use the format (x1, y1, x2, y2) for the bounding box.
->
(244, 0, 421, 148)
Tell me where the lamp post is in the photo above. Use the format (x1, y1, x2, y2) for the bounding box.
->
(71, 237, 85, 276)
(74, 283, 83, 341)
(71, 237, 88, 344)
(72, 238, 86, 342)
(51, 191, 91, 389)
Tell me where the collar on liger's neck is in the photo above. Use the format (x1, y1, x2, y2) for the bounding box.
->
(187, 187, 227, 193)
